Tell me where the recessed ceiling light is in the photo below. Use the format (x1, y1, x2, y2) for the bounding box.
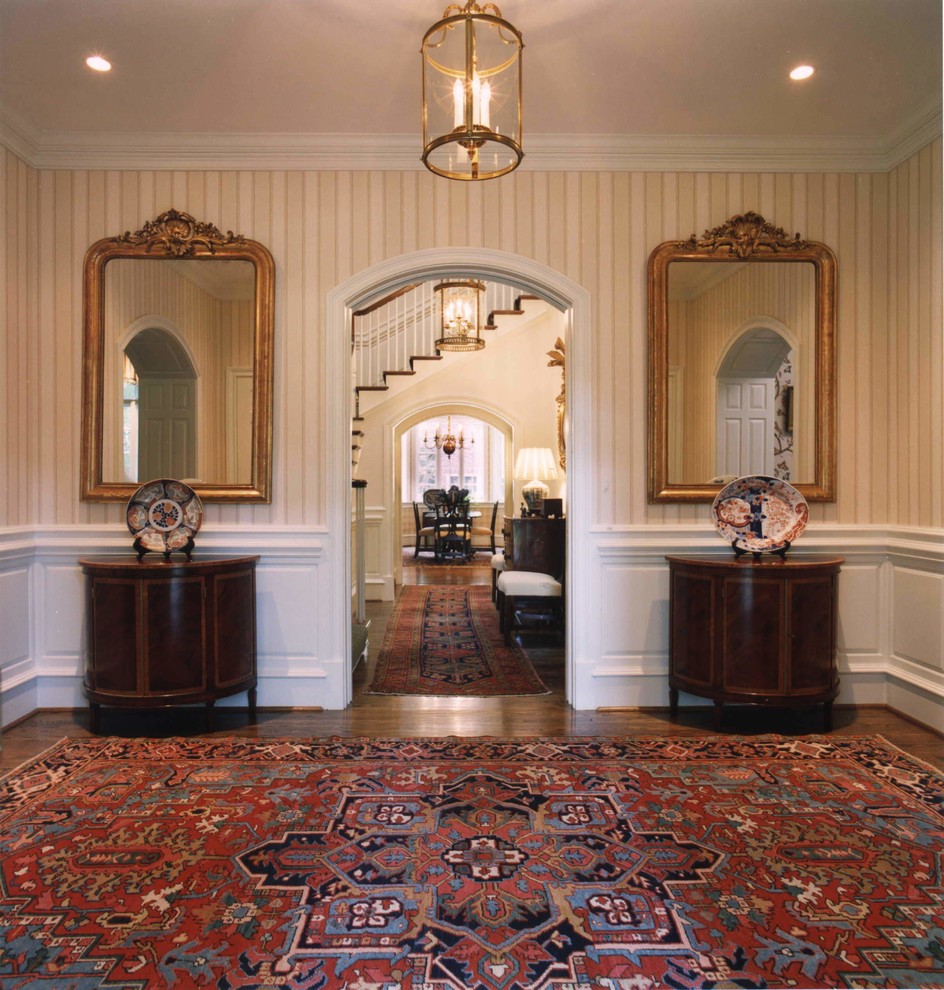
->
(789, 64, 815, 81)
(85, 55, 112, 72)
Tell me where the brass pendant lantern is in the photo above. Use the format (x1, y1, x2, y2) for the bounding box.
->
(421, 2, 523, 181)
(435, 280, 486, 351)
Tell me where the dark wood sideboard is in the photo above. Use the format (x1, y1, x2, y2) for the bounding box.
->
(503, 516, 565, 576)
(666, 553, 843, 729)
(80, 555, 259, 732)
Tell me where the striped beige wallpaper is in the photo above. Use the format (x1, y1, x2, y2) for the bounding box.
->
(1, 142, 941, 530)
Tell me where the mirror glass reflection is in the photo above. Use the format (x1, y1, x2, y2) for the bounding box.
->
(666, 260, 815, 485)
(102, 258, 256, 486)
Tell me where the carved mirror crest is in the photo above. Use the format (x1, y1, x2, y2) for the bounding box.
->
(648, 212, 836, 502)
(81, 209, 275, 502)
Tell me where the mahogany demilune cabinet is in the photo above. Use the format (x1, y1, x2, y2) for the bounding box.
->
(666, 554, 843, 729)
(81, 555, 259, 731)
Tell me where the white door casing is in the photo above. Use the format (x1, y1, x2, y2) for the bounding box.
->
(327, 248, 591, 710)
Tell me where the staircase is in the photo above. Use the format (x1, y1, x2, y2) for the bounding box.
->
(351, 280, 540, 469)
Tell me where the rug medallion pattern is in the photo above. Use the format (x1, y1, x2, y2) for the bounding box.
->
(1, 735, 942, 989)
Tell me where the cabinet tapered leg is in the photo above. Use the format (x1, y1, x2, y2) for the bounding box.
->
(89, 703, 101, 734)
(248, 687, 257, 723)
(669, 687, 679, 717)
(713, 701, 724, 731)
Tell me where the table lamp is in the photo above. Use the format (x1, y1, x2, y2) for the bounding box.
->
(514, 447, 558, 515)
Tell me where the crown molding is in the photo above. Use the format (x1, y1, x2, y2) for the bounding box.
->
(882, 94, 943, 169)
(1, 105, 939, 174)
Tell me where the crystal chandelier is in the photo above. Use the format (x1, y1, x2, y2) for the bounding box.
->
(421, 1, 523, 181)
(435, 280, 486, 351)
(424, 416, 473, 458)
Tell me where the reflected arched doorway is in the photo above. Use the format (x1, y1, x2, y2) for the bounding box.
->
(121, 322, 198, 483)
(714, 322, 795, 480)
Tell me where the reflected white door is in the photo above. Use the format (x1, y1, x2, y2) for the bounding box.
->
(226, 368, 254, 484)
(716, 378, 775, 476)
(139, 376, 196, 480)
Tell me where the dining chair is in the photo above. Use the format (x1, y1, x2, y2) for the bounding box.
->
(412, 501, 437, 557)
(434, 502, 472, 560)
(471, 500, 499, 554)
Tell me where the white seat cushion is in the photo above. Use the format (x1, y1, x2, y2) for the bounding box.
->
(497, 570, 561, 597)
(491, 553, 506, 572)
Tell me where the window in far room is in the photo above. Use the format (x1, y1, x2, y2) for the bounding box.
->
(402, 415, 504, 502)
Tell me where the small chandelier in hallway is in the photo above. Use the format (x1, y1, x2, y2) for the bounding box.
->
(421, 1, 523, 181)
(435, 279, 486, 351)
(424, 415, 473, 458)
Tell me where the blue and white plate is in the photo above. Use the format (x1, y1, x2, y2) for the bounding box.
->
(711, 475, 809, 553)
(126, 479, 203, 554)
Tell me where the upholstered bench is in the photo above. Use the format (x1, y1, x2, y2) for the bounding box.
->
(496, 569, 563, 644)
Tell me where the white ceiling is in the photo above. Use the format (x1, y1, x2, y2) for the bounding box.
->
(1, 0, 940, 171)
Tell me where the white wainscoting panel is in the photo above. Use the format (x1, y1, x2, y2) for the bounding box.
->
(887, 551, 944, 732)
(364, 508, 394, 602)
(0, 566, 30, 664)
(582, 531, 897, 711)
(2, 524, 943, 729)
(892, 567, 944, 670)
(0, 562, 34, 725)
(0, 526, 334, 723)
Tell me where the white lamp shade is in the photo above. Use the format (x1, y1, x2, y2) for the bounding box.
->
(513, 447, 559, 482)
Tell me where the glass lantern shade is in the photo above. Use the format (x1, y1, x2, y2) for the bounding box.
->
(435, 280, 486, 351)
(421, 2, 523, 181)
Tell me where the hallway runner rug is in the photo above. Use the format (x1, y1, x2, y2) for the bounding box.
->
(1, 734, 942, 989)
(367, 583, 549, 696)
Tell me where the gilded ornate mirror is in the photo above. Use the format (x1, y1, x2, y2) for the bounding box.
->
(648, 212, 836, 502)
(81, 210, 274, 502)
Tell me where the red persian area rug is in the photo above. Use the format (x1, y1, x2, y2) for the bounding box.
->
(367, 584, 549, 696)
(2, 735, 943, 990)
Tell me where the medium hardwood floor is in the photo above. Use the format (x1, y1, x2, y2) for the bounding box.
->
(2, 555, 942, 773)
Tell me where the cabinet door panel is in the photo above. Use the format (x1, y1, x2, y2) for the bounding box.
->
(670, 571, 715, 689)
(144, 577, 206, 694)
(90, 579, 140, 694)
(722, 577, 783, 693)
(213, 569, 256, 687)
(787, 576, 836, 692)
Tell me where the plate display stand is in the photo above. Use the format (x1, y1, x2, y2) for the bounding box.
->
(732, 539, 790, 560)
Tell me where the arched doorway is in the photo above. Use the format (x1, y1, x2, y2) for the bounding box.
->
(120, 321, 199, 483)
(393, 401, 515, 587)
(327, 248, 591, 709)
(714, 319, 797, 480)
